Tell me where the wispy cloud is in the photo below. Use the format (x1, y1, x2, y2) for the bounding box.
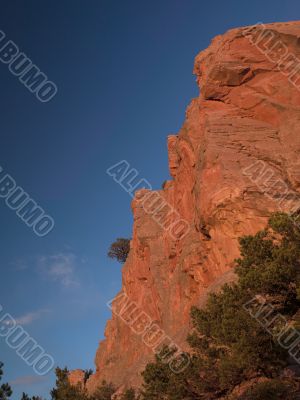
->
(37, 253, 79, 288)
(0, 309, 51, 327)
(10, 375, 47, 386)
(14, 309, 51, 326)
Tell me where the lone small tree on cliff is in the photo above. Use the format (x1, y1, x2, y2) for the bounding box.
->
(107, 238, 130, 264)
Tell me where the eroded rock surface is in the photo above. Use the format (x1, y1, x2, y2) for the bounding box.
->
(70, 21, 300, 393)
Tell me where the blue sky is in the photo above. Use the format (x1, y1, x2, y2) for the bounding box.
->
(0, 0, 300, 398)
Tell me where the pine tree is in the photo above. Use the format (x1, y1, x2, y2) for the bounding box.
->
(0, 362, 12, 400)
(141, 213, 300, 399)
(84, 369, 93, 386)
(120, 388, 136, 400)
(92, 380, 115, 400)
(50, 367, 88, 400)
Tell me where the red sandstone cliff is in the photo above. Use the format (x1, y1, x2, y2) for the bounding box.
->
(71, 21, 300, 392)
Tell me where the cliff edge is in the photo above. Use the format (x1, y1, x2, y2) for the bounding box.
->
(71, 21, 300, 392)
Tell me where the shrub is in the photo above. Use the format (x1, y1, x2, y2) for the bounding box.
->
(141, 213, 300, 399)
(84, 369, 93, 385)
(0, 362, 12, 400)
(107, 238, 130, 263)
(237, 379, 295, 399)
(50, 367, 88, 400)
(92, 381, 115, 400)
(120, 388, 136, 400)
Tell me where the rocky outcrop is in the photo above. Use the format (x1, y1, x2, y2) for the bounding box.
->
(70, 21, 300, 393)
(68, 369, 85, 387)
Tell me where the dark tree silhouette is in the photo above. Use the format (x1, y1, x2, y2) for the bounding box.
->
(50, 367, 87, 400)
(0, 362, 12, 400)
(107, 238, 130, 263)
(120, 388, 137, 400)
(93, 381, 115, 400)
(84, 369, 93, 385)
(21, 395, 43, 400)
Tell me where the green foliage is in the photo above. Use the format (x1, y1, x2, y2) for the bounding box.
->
(141, 346, 202, 400)
(50, 367, 88, 400)
(235, 217, 300, 312)
(49, 369, 115, 400)
(107, 238, 130, 263)
(188, 283, 287, 393)
(0, 362, 12, 400)
(237, 379, 296, 399)
(21, 394, 43, 400)
(141, 354, 191, 400)
(141, 212, 300, 399)
(10, 212, 300, 400)
(92, 380, 115, 400)
(84, 369, 93, 385)
(120, 388, 137, 400)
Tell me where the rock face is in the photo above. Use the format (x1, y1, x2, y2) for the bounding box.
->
(68, 369, 85, 387)
(71, 21, 300, 392)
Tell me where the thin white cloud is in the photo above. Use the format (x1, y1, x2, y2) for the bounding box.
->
(0, 309, 51, 327)
(14, 309, 51, 326)
(10, 375, 47, 386)
(37, 253, 79, 288)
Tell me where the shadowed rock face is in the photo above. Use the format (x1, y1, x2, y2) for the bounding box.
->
(70, 21, 300, 393)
